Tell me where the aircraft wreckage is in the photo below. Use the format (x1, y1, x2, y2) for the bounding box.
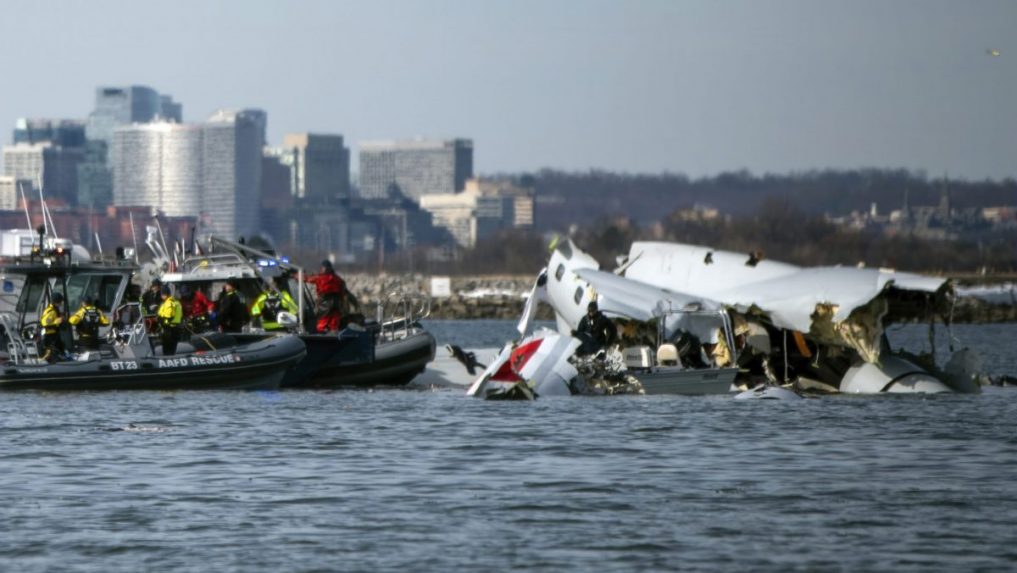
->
(465, 239, 983, 400)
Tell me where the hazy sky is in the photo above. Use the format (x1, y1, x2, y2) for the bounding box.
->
(1, 0, 1014, 179)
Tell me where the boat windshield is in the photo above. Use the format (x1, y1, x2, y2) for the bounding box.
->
(14, 272, 127, 314)
(15, 276, 48, 314)
(65, 273, 124, 312)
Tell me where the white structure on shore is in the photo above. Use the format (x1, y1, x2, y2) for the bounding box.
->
(418, 178, 533, 248)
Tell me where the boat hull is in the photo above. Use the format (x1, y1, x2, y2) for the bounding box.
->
(285, 329, 436, 388)
(0, 335, 306, 391)
(633, 366, 738, 395)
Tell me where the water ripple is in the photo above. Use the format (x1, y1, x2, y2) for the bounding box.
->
(0, 321, 1015, 572)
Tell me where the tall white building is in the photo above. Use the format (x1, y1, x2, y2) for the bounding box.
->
(111, 123, 204, 217)
(110, 109, 265, 240)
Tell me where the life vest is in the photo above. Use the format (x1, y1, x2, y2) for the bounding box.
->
(262, 293, 282, 322)
(41, 304, 62, 335)
(77, 306, 101, 338)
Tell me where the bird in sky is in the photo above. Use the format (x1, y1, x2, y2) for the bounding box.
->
(987, 48, 1001, 57)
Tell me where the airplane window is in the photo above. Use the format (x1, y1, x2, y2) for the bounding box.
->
(574, 286, 583, 305)
(555, 263, 565, 281)
(555, 241, 573, 260)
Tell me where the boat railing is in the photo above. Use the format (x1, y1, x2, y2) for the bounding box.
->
(375, 292, 431, 342)
(0, 310, 41, 365)
(110, 302, 154, 359)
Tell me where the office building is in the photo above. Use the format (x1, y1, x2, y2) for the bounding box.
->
(77, 141, 113, 208)
(109, 109, 265, 240)
(261, 149, 294, 211)
(13, 118, 86, 148)
(419, 186, 507, 248)
(358, 138, 472, 202)
(259, 149, 294, 243)
(111, 122, 204, 217)
(0, 176, 21, 211)
(282, 133, 350, 202)
(463, 178, 534, 228)
(160, 95, 183, 123)
(202, 109, 265, 240)
(2, 142, 83, 205)
(87, 85, 182, 143)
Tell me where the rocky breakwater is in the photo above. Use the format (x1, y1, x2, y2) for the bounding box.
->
(952, 283, 1017, 323)
(343, 274, 551, 320)
(341, 274, 1017, 323)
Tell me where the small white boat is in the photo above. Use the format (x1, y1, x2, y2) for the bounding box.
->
(632, 366, 737, 395)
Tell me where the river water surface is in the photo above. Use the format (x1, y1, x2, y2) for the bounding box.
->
(1, 320, 1016, 572)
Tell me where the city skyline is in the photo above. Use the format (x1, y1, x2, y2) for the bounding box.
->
(0, 1, 1015, 181)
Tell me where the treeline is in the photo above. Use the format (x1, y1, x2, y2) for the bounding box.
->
(519, 168, 1017, 231)
(364, 199, 1016, 276)
(572, 198, 1017, 274)
(321, 168, 1017, 276)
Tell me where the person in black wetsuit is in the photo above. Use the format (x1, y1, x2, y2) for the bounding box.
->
(571, 301, 617, 356)
(216, 279, 249, 333)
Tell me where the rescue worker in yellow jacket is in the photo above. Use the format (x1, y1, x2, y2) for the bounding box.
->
(157, 285, 184, 356)
(250, 284, 299, 331)
(68, 295, 110, 350)
(40, 292, 66, 362)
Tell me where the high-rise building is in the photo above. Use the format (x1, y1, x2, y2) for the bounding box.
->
(109, 109, 264, 241)
(77, 141, 113, 208)
(0, 176, 21, 211)
(358, 138, 473, 202)
(160, 95, 183, 123)
(261, 149, 294, 211)
(111, 122, 204, 217)
(2, 142, 83, 205)
(86, 85, 181, 144)
(201, 109, 265, 240)
(282, 133, 350, 202)
(8, 119, 89, 206)
(260, 149, 294, 244)
(13, 118, 86, 148)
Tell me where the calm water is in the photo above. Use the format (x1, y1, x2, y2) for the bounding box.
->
(1, 320, 1016, 572)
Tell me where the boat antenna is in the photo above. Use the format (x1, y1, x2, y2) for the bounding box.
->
(129, 211, 140, 263)
(17, 180, 32, 230)
(36, 167, 60, 241)
(94, 232, 103, 256)
(35, 171, 51, 238)
(87, 201, 94, 251)
(42, 198, 58, 240)
(154, 217, 170, 261)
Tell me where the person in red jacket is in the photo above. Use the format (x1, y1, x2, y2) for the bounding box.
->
(305, 260, 346, 333)
(179, 284, 215, 331)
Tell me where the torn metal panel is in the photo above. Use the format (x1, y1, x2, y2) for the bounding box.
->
(623, 241, 949, 360)
(466, 329, 580, 399)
